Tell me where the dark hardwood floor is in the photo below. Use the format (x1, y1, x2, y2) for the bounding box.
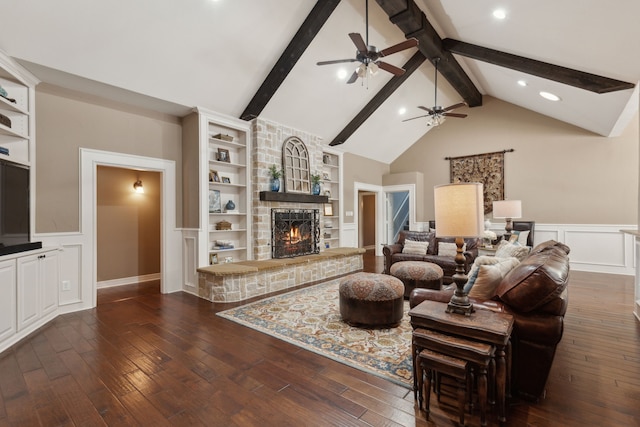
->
(1, 249, 639, 426)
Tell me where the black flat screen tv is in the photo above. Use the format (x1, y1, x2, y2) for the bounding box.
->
(0, 160, 41, 255)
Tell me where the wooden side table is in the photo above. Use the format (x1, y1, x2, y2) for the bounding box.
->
(409, 300, 514, 424)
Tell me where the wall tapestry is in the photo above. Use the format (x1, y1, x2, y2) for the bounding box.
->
(447, 149, 513, 214)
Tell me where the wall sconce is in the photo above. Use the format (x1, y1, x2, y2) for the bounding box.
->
(434, 182, 484, 315)
(133, 179, 144, 193)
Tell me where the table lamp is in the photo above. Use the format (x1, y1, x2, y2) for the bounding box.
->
(492, 200, 522, 238)
(434, 183, 484, 315)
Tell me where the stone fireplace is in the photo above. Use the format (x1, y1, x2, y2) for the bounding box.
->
(271, 208, 320, 259)
(251, 118, 326, 260)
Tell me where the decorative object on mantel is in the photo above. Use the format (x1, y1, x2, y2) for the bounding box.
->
(447, 149, 514, 214)
(215, 220, 232, 231)
(282, 137, 311, 194)
(434, 182, 484, 316)
(212, 133, 233, 142)
(311, 173, 322, 195)
(268, 164, 282, 192)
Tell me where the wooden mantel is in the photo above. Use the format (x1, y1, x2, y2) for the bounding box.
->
(259, 191, 329, 204)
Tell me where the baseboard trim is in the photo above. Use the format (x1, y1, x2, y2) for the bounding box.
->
(97, 273, 161, 289)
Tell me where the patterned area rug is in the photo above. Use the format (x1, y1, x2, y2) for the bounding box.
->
(217, 279, 413, 387)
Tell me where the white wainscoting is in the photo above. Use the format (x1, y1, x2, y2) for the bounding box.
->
(182, 229, 199, 296)
(342, 223, 358, 250)
(534, 224, 635, 275)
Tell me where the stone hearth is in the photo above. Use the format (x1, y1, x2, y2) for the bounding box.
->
(197, 248, 365, 302)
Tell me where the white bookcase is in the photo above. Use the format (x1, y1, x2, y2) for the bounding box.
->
(0, 54, 36, 168)
(184, 108, 252, 267)
(321, 148, 343, 249)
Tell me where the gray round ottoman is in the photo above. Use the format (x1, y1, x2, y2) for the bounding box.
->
(339, 272, 405, 327)
(390, 261, 443, 298)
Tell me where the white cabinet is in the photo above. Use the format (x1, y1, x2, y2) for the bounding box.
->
(0, 259, 16, 343)
(0, 53, 37, 167)
(321, 149, 343, 248)
(183, 108, 252, 267)
(17, 250, 59, 331)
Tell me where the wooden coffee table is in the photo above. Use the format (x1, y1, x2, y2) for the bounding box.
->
(409, 300, 514, 424)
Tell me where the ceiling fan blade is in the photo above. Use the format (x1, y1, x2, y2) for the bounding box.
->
(442, 102, 467, 112)
(377, 61, 405, 76)
(442, 112, 468, 118)
(402, 114, 430, 122)
(348, 33, 368, 55)
(418, 106, 435, 114)
(379, 38, 418, 57)
(317, 59, 358, 66)
(346, 70, 359, 84)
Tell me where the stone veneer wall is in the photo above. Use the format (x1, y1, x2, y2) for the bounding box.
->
(251, 118, 327, 260)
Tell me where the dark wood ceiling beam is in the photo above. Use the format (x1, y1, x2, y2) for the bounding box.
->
(443, 38, 635, 94)
(375, 0, 482, 107)
(329, 51, 427, 146)
(240, 0, 341, 121)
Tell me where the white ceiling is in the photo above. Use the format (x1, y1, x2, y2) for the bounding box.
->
(1, 0, 638, 164)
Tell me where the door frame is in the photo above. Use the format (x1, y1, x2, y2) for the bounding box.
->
(81, 149, 181, 308)
(352, 182, 416, 256)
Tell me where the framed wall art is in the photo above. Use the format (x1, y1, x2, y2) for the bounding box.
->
(209, 189, 221, 213)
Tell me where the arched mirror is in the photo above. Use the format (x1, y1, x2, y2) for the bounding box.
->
(282, 137, 310, 193)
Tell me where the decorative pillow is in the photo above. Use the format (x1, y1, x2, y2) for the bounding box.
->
(515, 230, 530, 246)
(464, 255, 513, 293)
(402, 239, 429, 255)
(438, 242, 467, 257)
(468, 257, 520, 299)
(494, 240, 530, 261)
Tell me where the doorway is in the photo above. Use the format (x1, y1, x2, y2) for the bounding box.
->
(358, 191, 376, 250)
(96, 166, 161, 303)
(81, 148, 182, 309)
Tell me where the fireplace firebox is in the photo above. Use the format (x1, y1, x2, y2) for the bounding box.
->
(271, 209, 320, 259)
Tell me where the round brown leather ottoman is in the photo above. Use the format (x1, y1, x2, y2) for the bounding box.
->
(339, 272, 404, 327)
(390, 261, 443, 298)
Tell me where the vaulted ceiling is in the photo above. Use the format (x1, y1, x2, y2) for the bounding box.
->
(2, 0, 638, 164)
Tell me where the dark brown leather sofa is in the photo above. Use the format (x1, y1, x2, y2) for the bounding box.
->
(409, 240, 570, 401)
(383, 230, 480, 284)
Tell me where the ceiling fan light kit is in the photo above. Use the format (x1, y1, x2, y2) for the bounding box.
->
(316, 0, 418, 84)
(403, 57, 468, 126)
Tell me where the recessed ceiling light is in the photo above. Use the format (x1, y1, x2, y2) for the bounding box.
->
(493, 9, 506, 19)
(517, 80, 527, 87)
(398, 107, 407, 115)
(539, 91, 561, 101)
(337, 69, 348, 80)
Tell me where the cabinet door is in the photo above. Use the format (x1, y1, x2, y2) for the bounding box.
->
(0, 259, 16, 343)
(17, 254, 39, 331)
(40, 251, 59, 316)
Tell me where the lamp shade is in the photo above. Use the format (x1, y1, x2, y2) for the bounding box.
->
(493, 200, 522, 219)
(434, 183, 484, 238)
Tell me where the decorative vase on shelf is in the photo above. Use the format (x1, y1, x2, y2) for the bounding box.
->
(312, 182, 321, 195)
(225, 200, 235, 211)
(270, 178, 280, 192)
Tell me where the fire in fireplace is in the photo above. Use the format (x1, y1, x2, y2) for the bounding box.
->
(271, 209, 320, 259)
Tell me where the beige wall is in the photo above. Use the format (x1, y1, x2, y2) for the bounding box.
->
(97, 166, 160, 282)
(35, 84, 183, 233)
(390, 96, 638, 224)
(342, 153, 390, 223)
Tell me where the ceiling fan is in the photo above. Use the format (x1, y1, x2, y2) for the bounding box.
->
(317, 0, 418, 84)
(403, 58, 467, 126)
